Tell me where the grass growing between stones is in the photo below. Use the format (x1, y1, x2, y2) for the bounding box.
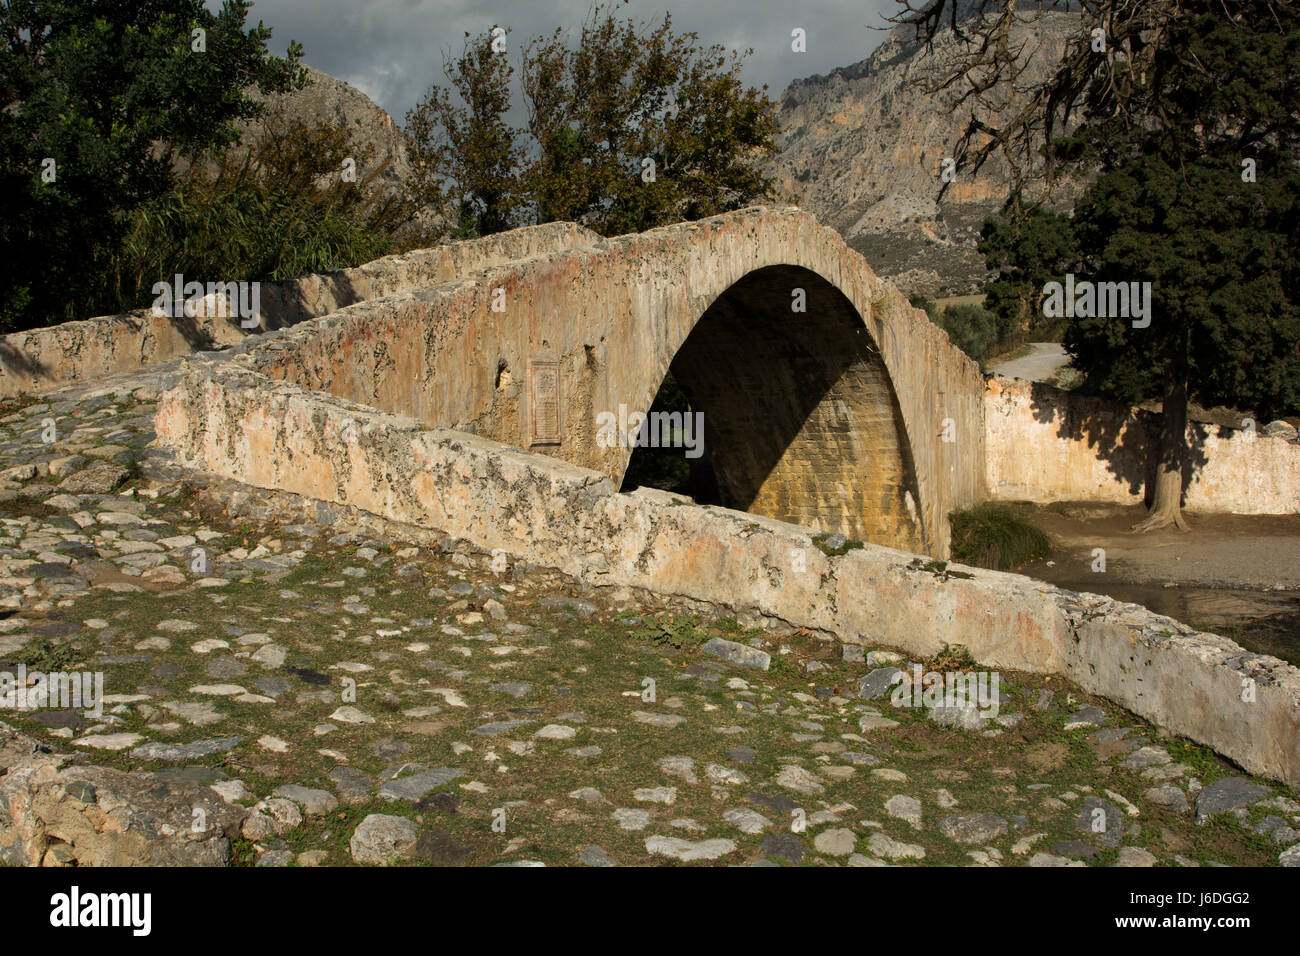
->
(29, 532, 1293, 866)
(8, 533, 1294, 866)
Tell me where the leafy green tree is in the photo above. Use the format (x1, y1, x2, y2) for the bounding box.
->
(519, 29, 588, 225)
(979, 207, 1078, 339)
(405, 27, 522, 237)
(899, 0, 1300, 530)
(522, 6, 778, 235)
(407, 4, 778, 238)
(0, 0, 303, 331)
(1064, 143, 1300, 529)
(931, 302, 1015, 369)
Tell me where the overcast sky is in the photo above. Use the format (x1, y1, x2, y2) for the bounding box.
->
(224, 0, 900, 124)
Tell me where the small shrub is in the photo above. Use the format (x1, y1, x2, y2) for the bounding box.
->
(86, 118, 420, 324)
(635, 615, 705, 649)
(930, 303, 1006, 369)
(1165, 738, 1228, 784)
(948, 503, 1049, 570)
(230, 837, 257, 867)
(24, 639, 78, 671)
(922, 642, 977, 673)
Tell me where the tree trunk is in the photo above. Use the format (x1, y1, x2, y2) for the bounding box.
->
(1132, 358, 1190, 532)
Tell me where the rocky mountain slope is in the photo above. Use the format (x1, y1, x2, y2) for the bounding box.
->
(175, 63, 420, 218)
(241, 64, 417, 198)
(772, 8, 1082, 298)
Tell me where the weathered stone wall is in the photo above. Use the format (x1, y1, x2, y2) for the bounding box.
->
(0, 223, 598, 399)
(986, 375, 1300, 513)
(155, 364, 1300, 788)
(242, 206, 986, 555)
(0, 724, 245, 866)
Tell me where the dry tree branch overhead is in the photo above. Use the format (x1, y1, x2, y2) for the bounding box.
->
(880, 0, 1299, 203)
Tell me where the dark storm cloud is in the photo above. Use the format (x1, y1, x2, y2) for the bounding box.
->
(224, 0, 899, 122)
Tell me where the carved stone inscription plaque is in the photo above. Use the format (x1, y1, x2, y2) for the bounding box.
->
(529, 360, 560, 446)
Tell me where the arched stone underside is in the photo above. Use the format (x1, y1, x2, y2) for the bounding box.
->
(247, 207, 986, 556)
(636, 265, 924, 551)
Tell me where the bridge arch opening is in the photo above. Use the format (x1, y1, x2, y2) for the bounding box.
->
(620, 265, 926, 552)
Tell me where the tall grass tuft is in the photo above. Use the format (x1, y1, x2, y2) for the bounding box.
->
(948, 503, 1049, 570)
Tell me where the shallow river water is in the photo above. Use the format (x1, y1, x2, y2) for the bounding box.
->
(1030, 573, 1300, 666)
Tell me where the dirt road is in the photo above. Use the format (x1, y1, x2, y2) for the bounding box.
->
(987, 342, 1070, 383)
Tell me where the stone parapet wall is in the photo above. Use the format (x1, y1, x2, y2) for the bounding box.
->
(0, 223, 598, 399)
(986, 375, 1300, 513)
(155, 362, 1300, 788)
(232, 206, 987, 556)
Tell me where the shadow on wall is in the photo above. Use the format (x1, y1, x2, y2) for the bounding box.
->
(158, 310, 247, 350)
(0, 338, 50, 382)
(258, 268, 373, 330)
(622, 264, 926, 551)
(1026, 379, 1212, 507)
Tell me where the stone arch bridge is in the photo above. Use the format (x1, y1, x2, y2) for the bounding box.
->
(0, 205, 986, 555)
(245, 206, 986, 555)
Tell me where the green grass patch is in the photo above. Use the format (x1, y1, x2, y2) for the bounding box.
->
(812, 533, 864, 557)
(22, 639, 81, 672)
(1166, 737, 1231, 784)
(948, 503, 1049, 571)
